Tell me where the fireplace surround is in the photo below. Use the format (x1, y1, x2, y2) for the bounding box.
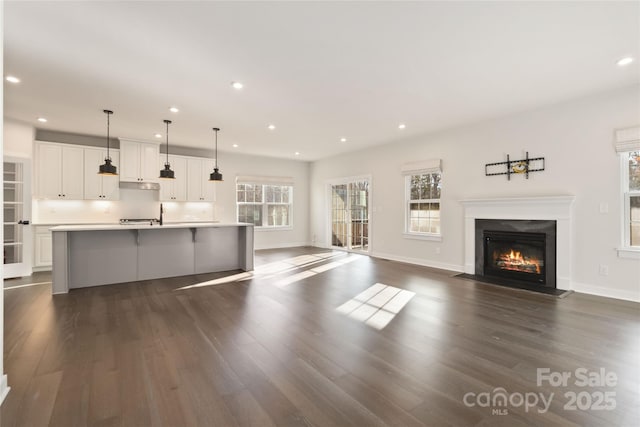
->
(475, 219, 556, 289)
(461, 196, 575, 291)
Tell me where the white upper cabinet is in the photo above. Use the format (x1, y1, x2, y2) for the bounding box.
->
(36, 142, 84, 199)
(187, 158, 216, 202)
(159, 155, 187, 201)
(83, 148, 120, 200)
(119, 139, 159, 182)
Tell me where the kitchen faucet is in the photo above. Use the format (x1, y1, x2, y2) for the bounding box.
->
(159, 203, 164, 226)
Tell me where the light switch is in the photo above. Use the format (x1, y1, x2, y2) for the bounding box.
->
(599, 202, 609, 214)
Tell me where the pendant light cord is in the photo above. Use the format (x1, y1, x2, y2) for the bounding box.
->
(104, 109, 113, 161)
(214, 128, 218, 169)
(164, 120, 171, 165)
(106, 113, 110, 159)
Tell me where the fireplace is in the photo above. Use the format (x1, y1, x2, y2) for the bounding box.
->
(475, 219, 556, 289)
(462, 196, 574, 292)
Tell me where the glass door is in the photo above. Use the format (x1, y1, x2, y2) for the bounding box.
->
(330, 178, 370, 253)
(3, 158, 32, 278)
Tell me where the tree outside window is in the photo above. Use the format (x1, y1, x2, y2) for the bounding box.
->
(407, 172, 442, 235)
(628, 151, 640, 246)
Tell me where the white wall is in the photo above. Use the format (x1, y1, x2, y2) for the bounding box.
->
(3, 118, 34, 158)
(310, 86, 640, 301)
(211, 151, 310, 250)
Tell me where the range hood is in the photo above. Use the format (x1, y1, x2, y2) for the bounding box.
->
(119, 181, 160, 191)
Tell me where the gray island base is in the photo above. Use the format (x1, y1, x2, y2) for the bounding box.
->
(51, 223, 254, 294)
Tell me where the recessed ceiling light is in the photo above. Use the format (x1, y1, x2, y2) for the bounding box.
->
(617, 56, 634, 67)
(154, 133, 162, 138)
(268, 124, 276, 130)
(37, 117, 48, 123)
(232, 144, 239, 148)
(6, 76, 20, 83)
(295, 152, 300, 156)
(232, 81, 244, 90)
(398, 123, 406, 129)
(169, 107, 179, 113)
(340, 137, 347, 142)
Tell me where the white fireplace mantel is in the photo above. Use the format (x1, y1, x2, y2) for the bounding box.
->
(461, 195, 576, 290)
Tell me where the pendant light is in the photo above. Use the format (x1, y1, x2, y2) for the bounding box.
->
(209, 127, 223, 181)
(98, 109, 118, 175)
(159, 119, 175, 179)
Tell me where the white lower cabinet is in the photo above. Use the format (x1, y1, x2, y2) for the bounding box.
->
(34, 226, 53, 269)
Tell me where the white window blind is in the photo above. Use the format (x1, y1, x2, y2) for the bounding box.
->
(400, 159, 442, 175)
(236, 175, 294, 186)
(615, 126, 640, 152)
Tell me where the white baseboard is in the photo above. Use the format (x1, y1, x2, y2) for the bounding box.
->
(307, 246, 464, 273)
(571, 281, 640, 302)
(370, 251, 464, 273)
(255, 241, 312, 250)
(0, 375, 10, 405)
(32, 265, 52, 273)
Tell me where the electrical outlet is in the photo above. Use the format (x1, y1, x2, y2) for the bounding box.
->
(435, 247, 441, 254)
(598, 264, 609, 276)
(599, 202, 609, 214)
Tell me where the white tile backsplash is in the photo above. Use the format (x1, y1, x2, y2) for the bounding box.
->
(33, 189, 215, 224)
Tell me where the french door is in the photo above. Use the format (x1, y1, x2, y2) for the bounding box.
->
(3, 157, 32, 278)
(330, 177, 370, 253)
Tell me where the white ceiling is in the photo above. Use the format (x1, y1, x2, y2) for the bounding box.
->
(4, 1, 639, 161)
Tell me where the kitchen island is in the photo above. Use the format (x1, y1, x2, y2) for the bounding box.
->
(50, 222, 254, 294)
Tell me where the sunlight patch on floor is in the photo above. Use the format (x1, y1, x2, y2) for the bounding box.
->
(336, 283, 415, 330)
(4, 281, 52, 290)
(176, 272, 254, 290)
(176, 251, 359, 290)
(274, 254, 362, 287)
(274, 270, 317, 287)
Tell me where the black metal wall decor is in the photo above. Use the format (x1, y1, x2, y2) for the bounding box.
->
(485, 152, 544, 180)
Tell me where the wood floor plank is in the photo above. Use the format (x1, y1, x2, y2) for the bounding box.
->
(14, 370, 63, 427)
(2, 246, 639, 426)
(223, 388, 277, 427)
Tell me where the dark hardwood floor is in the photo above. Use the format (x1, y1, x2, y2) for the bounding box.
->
(2, 247, 639, 426)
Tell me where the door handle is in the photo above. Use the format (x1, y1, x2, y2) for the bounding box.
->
(18, 220, 30, 225)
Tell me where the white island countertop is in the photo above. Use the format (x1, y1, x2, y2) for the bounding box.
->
(50, 222, 252, 232)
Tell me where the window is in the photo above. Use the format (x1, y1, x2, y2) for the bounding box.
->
(625, 150, 640, 247)
(616, 126, 640, 256)
(236, 179, 293, 228)
(407, 172, 442, 235)
(402, 159, 442, 239)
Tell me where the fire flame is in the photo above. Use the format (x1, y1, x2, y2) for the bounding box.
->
(494, 249, 542, 274)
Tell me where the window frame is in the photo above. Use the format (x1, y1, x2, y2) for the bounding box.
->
(615, 126, 640, 259)
(403, 170, 443, 242)
(619, 151, 640, 258)
(236, 182, 294, 230)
